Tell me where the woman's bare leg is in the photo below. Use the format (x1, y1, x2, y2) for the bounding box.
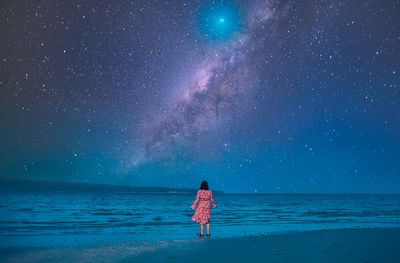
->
(206, 223, 210, 235)
(200, 224, 204, 235)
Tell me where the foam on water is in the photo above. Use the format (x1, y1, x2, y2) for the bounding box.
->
(1, 192, 400, 248)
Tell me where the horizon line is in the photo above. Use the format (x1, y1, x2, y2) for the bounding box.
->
(1, 176, 399, 195)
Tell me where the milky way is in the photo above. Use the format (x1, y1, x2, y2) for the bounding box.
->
(1, 0, 399, 193)
(130, 1, 277, 167)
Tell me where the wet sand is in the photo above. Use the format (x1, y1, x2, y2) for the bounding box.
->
(1, 227, 399, 263)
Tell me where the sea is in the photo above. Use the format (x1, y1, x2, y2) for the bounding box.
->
(1, 192, 400, 248)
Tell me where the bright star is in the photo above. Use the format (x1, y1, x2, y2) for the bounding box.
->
(197, 2, 242, 41)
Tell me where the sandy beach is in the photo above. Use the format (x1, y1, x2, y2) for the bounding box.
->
(1, 227, 399, 263)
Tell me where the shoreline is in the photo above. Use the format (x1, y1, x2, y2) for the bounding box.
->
(1, 227, 400, 262)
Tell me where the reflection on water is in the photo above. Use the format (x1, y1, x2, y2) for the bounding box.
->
(1, 193, 399, 247)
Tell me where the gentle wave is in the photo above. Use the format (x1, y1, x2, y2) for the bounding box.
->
(1, 193, 400, 247)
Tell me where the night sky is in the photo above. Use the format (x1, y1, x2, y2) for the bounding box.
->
(1, 0, 399, 193)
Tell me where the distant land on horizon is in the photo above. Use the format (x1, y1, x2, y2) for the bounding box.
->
(1, 177, 399, 195)
(0, 177, 224, 195)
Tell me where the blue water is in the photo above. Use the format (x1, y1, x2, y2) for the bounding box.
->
(1, 192, 400, 248)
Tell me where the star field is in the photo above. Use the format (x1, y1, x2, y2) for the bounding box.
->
(0, 0, 399, 193)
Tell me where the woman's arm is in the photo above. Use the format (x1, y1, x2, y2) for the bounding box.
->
(210, 191, 217, 208)
(191, 191, 200, 209)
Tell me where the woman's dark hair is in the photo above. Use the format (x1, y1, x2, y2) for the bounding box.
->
(200, 180, 209, 190)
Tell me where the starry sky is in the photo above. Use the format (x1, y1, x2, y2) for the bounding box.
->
(1, 0, 399, 193)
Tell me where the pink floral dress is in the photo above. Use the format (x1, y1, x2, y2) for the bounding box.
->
(191, 189, 217, 225)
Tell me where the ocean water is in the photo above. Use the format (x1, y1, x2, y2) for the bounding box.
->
(1, 192, 400, 248)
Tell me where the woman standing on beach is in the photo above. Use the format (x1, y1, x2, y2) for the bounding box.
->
(191, 180, 217, 237)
